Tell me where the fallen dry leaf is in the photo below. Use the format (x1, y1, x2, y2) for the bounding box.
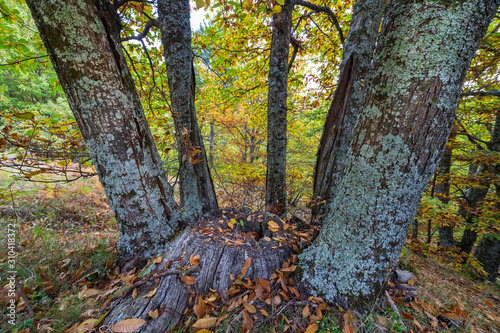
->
(190, 254, 200, 266)
(110, 318, 146, 332)
(181, 275, 196, 285)
(143, 287, 157, 298)
(305, 323, 318, 333)
(148, 309, 159, 319)
(192, 317, 217, 329)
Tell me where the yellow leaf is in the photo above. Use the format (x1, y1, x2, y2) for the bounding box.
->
(268, 221, 280, 232)
(260, 309, 269, 317)
(110, 318, 146, 332)
(228, 218, 236, 229)
(192, 317, 217, 328)
(271, 5, 281, 12)
(243, 0, 253, 10)
(148, 309, 159, 319)
(143, 287, 157, 298)
(195, 0, 205, 9)
(276, 0, 284, 5)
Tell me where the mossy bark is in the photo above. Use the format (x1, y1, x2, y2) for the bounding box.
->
(158, 0, 218, 221)
(265, 0, 294, 215)
(26, 0, 181, 259)
(311, 0, 386, 220)
(300, 0, 499, 307)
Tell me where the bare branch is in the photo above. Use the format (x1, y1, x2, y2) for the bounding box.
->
(288, 37, 300, 73)
(294, 0, 344, 43)
(121, 19, 160, 41)
(461, 90, 500, 97)
(0, 55, 48, 67)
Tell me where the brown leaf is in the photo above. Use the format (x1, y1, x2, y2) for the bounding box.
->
(152, 256, 163, 264)
(242, 309, 253, 329)
(148, 309, 159, 319)
(343, 324, 355, 333)
(110, 318, 146, 332)
(143, 287, 157, 298)
(274, 295, 282, 305)
(244, 302, 256, 314)
(401, 312, 414, 320)
(241, 258, 251, 277)
(343, 311, 353, 324)
(305, 323, 318, 333)
(256, 279, 271, 293)
(190, 254, 200, 266)
(260, 309, 269, 317)
(302, 305, 310, 318)
(181, 275, 196, 285)
(132, 288, 137, 300)
(281, 265, 297, 272)
(192, 317, 217, 329)
(255, 284, 264, 301)
(407, 278, 414, 286)
(191, 158, 204, 165)
(197, 296, 206, 319)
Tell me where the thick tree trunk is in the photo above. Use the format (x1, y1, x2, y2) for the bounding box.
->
(299, 0, 498, 307)
(265, 0, 294, 215)
(26, 0, 181, 260)
(103, 212, 294, 331)
(311, 0, 386, 221)
(437, 143, 455, 247)
(158, 0, 218, 220)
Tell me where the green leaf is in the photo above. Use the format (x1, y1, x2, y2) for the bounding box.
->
(13, 112, 35, 120)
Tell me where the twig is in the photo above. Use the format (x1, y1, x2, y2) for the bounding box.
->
(385, 290, 405, 328)
(16, 282, 35, 317)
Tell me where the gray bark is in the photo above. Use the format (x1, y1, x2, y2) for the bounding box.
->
(474, 110, 500, 278)
(299, 0, 498, 307)
(265, 0, 295, 215)
(437, 143, 455, 247)
(158, 0, 218, 220)
(26, 0, 181, 260)
(104, 213, 293, 331)
(311, 0, 386, 220)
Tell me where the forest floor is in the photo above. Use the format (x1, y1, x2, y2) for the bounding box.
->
(0, 173, 499, 333)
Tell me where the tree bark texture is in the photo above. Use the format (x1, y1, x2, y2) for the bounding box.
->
(436, 143, 455, 247)
(26, 0, 181, 260)
(265, 0, 294, 215)
(103, 212, 294, 331)
(158, 0, 218, 220)
(311, 0, 386, 220)
(474, 109, 500, 278)
(299, 0, 499, 307)
(458, 167, 490, 254)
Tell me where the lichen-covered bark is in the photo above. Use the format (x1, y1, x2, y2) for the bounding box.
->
(158, 0, 218, 221)
(436, 142, 455, 247)
(26, 0, 181, 259)
(311, 0, 386, 220)
(265, 0, 294, 215)
(300, 0, 499, 307)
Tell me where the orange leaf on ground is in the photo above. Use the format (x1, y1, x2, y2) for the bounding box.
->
(302, 305, 310, 318)
(181, 276, 196, 285)
(190, 254, 200, 266)
(268, 221, 280, 232)
(305, 323, 318, 333)
(343, 324, 355, 333)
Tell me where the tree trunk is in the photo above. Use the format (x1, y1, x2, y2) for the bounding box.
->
(458, 166, 490, 254)
(103, 211, 294, 331)
(158, 0, 218, 220)
(26, 0, 181, 260)
(475, 235, 500, 281)
(311, 0, 386, 221)
(474, 109, 500, 279)
(299, 0, 498, 307)
(437, 142, 455, 247)
(265, 0, 294, 215)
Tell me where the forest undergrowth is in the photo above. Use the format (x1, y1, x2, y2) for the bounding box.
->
(0, 171, 499, 333)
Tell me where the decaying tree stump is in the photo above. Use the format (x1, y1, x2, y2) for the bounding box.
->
(103, 210, 304, 331)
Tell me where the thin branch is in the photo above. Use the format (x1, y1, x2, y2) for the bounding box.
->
(0, 55, 48, 67)
(288, 37, 300, 73)
(461, 90, 500, 97)
(294, 0, 344, 43)
(121, 19, 160, 41)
